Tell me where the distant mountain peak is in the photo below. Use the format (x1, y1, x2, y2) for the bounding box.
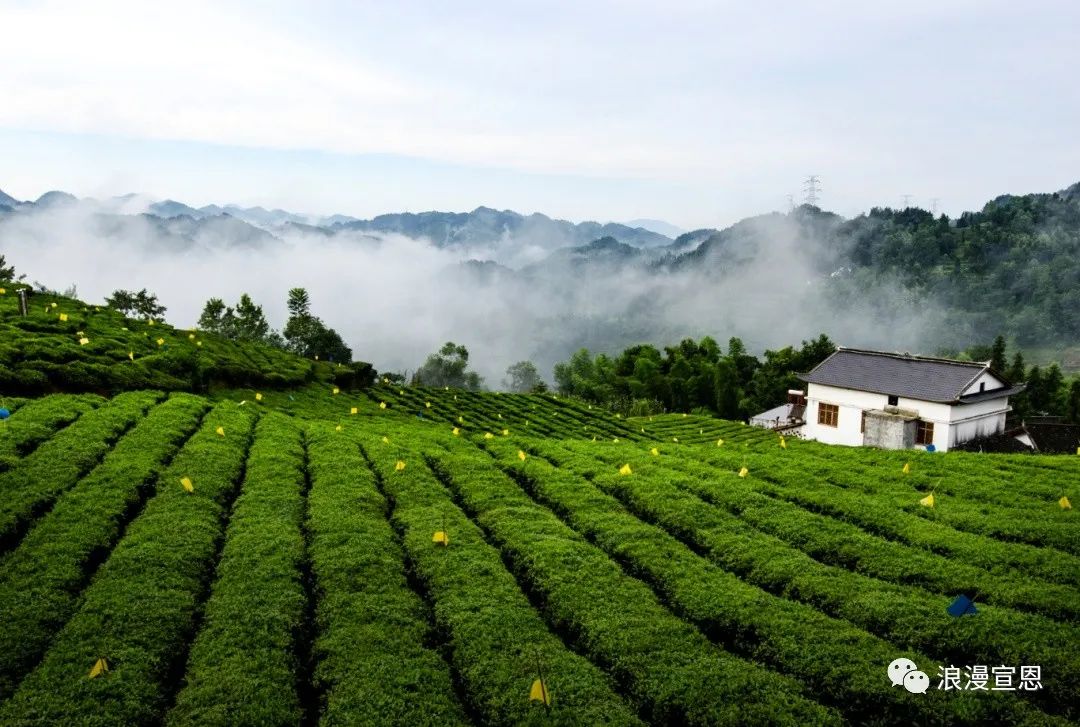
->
(624, 218, 684, 238)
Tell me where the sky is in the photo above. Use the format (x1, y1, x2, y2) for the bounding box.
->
(1, 0, 1078, 230)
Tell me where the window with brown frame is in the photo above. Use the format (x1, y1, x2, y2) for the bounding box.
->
(915, 419, 934, 445)
(818, 403, 839, 427)
(860, 411, 866, 434)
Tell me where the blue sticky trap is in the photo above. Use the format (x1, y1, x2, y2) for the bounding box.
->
(947, 595, 978, 617)
(0, 407, 9, 420)
(925, 444, 936, 453)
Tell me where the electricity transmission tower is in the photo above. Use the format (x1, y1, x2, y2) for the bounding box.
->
(786, 194, 795, 212)
(901, 194, 913, 208)
(803, 176, 821, 206)
(929, 198, 940, 215)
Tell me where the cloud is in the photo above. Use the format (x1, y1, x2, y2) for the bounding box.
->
(0, 203, 950, 387)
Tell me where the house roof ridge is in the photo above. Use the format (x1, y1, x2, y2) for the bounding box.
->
(834, 346, 988, 369)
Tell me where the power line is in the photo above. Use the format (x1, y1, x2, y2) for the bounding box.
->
(803, 176, 821, 206)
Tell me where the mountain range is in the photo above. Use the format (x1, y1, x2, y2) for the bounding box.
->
(0, 189, 676, 253)
(2, 182, 1079, 358)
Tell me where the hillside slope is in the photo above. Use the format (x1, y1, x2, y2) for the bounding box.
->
(0, 288, 372, 395)
(0, 384, 1075, 726)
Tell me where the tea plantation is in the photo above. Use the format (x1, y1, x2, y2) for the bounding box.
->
(0, 297, 1077, 726)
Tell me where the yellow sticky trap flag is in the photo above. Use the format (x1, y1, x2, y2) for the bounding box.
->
(502, 429, 509, 436)
(181, 476, 194, 493)
(738, 467, 749, 478)
(383, 377, 389, 383)
(683, 413, 688, 418)
(780, 437, 787, 449)
(215, 426, 225, 437)
(128, 351, 134, 361)
(612, 437, 619, 443)
(156, 338, 165, 346)
(498, 413, 504, 419)
(1059, 495, 1071, 510)
(615, 413, 622, 419)
(335, 424, 343, 432)
(433, 530, 449, 546)
(641, 427, 645, 433)
(0, 288, 5, 295)
(51, 302, 58, 308)
(920, 492, 935, 508)
(529, 678, 551, 706)
(88, 657, 109, 679)
(619, 463, 632, 475)
(650, 447, 659, 456)
(59, 313, 68, 321)
(196, 341, 202, 347)
(255, 393, 263, 401)
(458, 416, 464, 423)
(902, 462, 911, 474)
(188, 333, 195, 340)
(672, 437, 679, 443)
(350, 407, 358, 415)
(398, 389, 404, 395)
(78, 337, 90, 346)
(518, 450, 527, 461)
(147, 319, 154, 325)
(332, 387, 340, 395)
(426, 401, 431, 408)
(452, 427, 460, 436)
(382, 436, 390, 444)
(484, 432, 494, 439)
(395, 460, 406, 471)
(379, 401, 387, 409)
(717, 438, 724, 446)
(77, 330, 84, 336)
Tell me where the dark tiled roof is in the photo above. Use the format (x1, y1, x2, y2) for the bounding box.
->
(799, 348, 1012, 403)
(1024, 423, 1080, 454)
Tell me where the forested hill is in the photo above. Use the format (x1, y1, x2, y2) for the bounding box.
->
(668, 182, 1080, 348)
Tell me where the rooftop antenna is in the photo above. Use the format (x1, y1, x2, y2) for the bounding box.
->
(803, 176, 821, 206)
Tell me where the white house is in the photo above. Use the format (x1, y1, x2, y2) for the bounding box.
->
(797, 348, 1023, 452)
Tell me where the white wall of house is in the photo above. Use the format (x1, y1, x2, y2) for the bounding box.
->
(947, 401, 1009, 446)
(803, 382, 1010, 451)
(962, 371, 1006, 396)
(804, 384, 884, 446)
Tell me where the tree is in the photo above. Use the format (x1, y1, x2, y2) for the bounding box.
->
(1006, 351, 1026, 384)
(233, 294, 270, 342)
(412, 342, 483, 390)
(504, 361, 542, 393)
(105, 290, 137, 316)
(197, 298, 232, 335)
(0, 254, 20, 282)
(1066, 379, 1080, 424)
(287, 288, 310, 317)
(989, 335, 1008, 374)
(282, 287, 352, 362)
(133, 289, 167, 319)
(106, 288, 165, 319)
